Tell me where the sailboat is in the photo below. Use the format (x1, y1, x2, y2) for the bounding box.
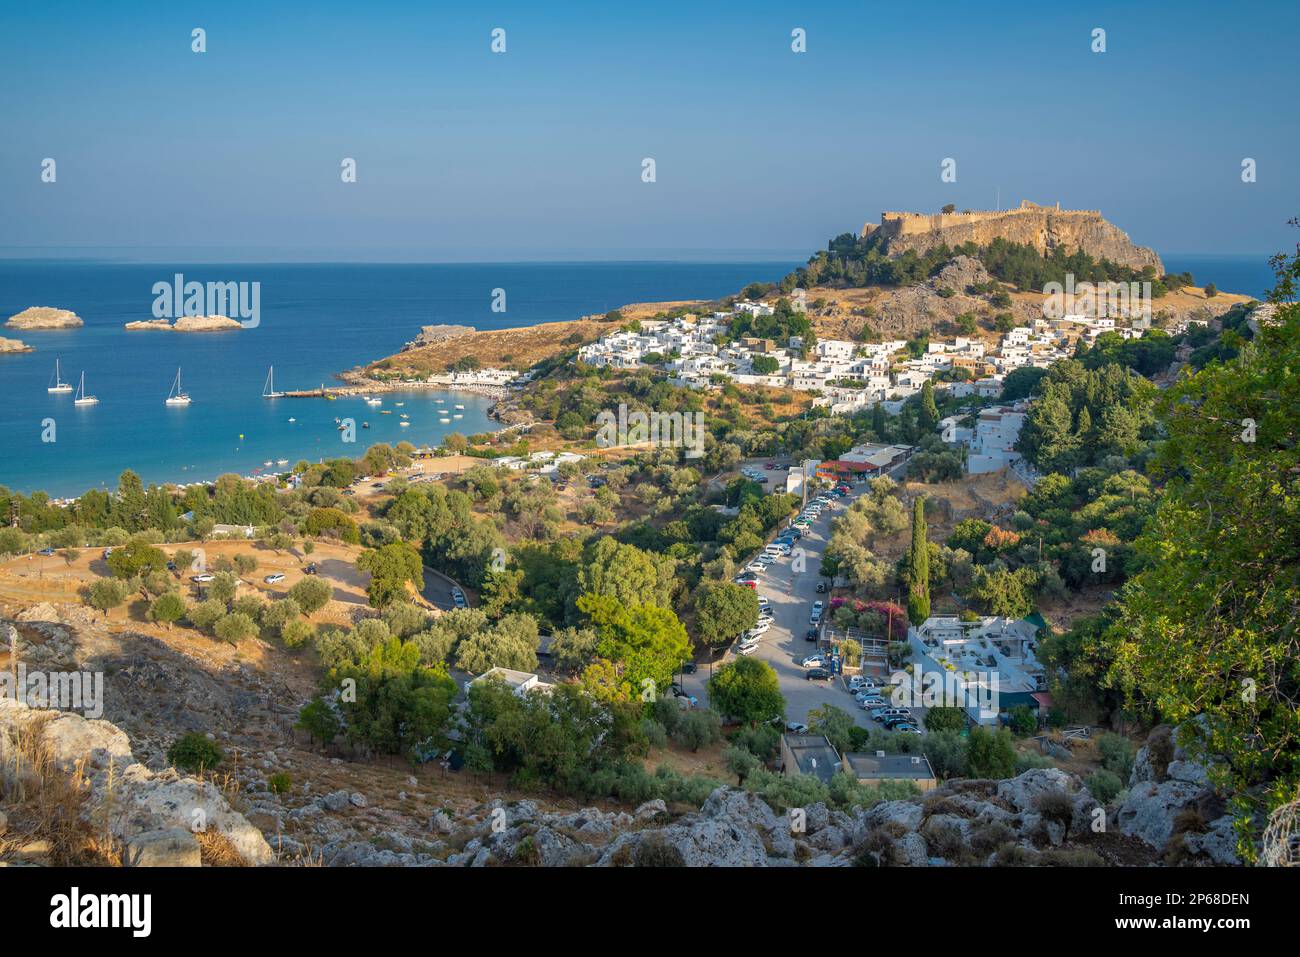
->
(73, 372, 98, 406)
(263, 366, 285, 399)
(47, 358, 73, 394)
(165, 367, 192, 406)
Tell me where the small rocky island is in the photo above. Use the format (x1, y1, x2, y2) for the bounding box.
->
(0, 336, 34, 353)
(5, 306, 84, 329)
(125, 315, 243, 332)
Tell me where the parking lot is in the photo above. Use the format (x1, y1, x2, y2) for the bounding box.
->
(679, 473, 919, 731)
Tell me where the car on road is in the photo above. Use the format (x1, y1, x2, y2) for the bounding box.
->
(805, 667, 832, 681)
(191, 574, 215, 583)
(806, 628, 819, 642)
(785, 721, 809, 733)
(765, 463, 778, 470)
(816, 581, 828, 593)
(671, 686, 698, 707)
(264, 573, 286, 584)
(451, 588, 468, 609)
(37, 547, 56, 556)
(680, 662, 698, 674)
(800, 653, 826, 668)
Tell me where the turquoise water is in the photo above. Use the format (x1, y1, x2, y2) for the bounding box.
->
(0, 261, 794, 496)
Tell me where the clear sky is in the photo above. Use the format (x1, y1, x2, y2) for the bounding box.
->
(1, 0, 1296, 261)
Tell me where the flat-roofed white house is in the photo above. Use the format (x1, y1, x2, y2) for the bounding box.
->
(467, 667, 554, 697)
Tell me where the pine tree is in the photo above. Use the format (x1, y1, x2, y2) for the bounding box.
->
(907, 497, 930, 625)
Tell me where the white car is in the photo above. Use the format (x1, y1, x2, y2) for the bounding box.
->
(735, 642, 759, 656)
(263, 573, 286, 584)
(785, 722, 809, 734)
(858, 696, 886, 709)
(190, 574, 215, 583)
(800, 654, 826, 668)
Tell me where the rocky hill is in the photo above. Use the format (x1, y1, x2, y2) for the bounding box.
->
(862, 200, 1163, 273)
(0, 602, 1245, 867)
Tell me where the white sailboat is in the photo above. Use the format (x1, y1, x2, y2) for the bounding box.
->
(165, 367, 192, 406)
(73, 372, 98, 406)
(47, 358, 73, 393)
(263, 366, 285, 399)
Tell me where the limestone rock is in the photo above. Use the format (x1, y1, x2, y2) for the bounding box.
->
(124, 828, 202, 867)
(6, 307, 83, 329)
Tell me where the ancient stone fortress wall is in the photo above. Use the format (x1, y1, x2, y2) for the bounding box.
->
(860, 200, 1162, 274)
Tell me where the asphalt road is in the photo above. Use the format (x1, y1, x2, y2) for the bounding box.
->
(679, 482, 879, 729)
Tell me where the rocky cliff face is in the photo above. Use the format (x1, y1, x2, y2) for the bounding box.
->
(863, 203, 1164, 274)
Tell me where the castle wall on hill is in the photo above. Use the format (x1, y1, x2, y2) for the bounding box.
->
(860, 200, 1162, 274)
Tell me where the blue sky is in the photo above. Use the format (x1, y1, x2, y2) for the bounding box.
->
(0, 0, 1296, 261)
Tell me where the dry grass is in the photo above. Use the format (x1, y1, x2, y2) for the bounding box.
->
(196, 829, 246, 866)
(0, 712, 121, 866)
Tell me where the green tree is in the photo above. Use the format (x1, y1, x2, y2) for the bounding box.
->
(86, 578, 129, 618)
(918, 381, 940, 434)
(709, 657, 784, 725)
(1108, 247, 1300, 855)
(214, 611, 257, 644)
(106, 540, 167, 579)
(924, 706, 968, 733)
(357, 541, 424, 608)
(694, 581, 760, 647)
(148, 591, 188, 629)
(288, 576, 332, 614)
(906, 497, 930, 625)
(577, 593, 692, 695)
(965, 726, 1017, 778)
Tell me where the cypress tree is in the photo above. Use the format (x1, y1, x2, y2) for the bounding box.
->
(907, 496, 931, 625)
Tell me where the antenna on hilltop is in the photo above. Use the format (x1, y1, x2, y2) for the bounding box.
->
(996, 188, 1000, 211)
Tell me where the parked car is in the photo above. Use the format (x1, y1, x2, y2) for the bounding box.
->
(805, 667, 831, 681)
(736, 642, 759, 656)
(191, 574, 215, 584)
(858, 696, 886, 709)
(785, 721, 809, 733)
(806, 628, 819, 642)
(303, 563, 319, 575)
(815, 581, 828, 593)
(680, 662, 698, 674)
(800, 654, 826, 668)
(263, 573, 286, 584)
(37, 547, 56, 556)
(896, 724, 923, 735)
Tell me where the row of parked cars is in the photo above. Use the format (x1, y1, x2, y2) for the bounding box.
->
(846, 675, 921, 734)
(734, 597, 774, 656)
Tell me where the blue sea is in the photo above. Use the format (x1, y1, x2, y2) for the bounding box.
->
(0, 261, 794, 497)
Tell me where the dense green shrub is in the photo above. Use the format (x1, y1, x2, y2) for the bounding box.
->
(167, 733, 224, 774)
